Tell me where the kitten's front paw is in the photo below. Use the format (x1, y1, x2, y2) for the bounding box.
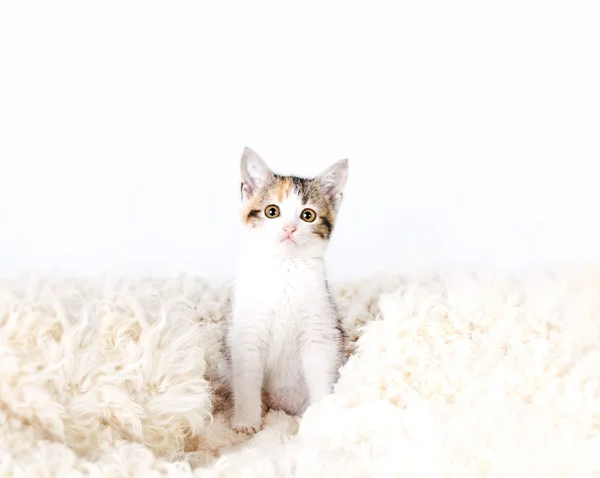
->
(231, 416, 261, 434)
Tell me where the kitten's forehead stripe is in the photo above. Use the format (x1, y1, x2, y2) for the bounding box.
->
(275, 176, 293, 201)
(291, 176, 312, 204)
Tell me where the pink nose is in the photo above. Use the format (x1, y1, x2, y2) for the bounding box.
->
(283, 225, 296, 236)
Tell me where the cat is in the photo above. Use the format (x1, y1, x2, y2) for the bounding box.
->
(219, 147, 349, 434)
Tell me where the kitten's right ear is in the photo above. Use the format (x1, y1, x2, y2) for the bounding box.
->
(240, 147, 272, 200)
(316, 158, 349, 210)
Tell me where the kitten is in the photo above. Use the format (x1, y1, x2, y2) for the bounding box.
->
(219, 147, 349, 434)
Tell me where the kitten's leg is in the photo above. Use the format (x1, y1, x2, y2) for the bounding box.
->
(300, 331, 342, 408)
(230, 330, 264, 433)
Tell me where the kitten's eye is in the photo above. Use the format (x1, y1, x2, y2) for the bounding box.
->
(265, 205, 280, 218)
(301, 208, 317, 223)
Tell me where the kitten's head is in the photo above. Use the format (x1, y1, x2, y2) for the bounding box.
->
(239, 147, 348, 257)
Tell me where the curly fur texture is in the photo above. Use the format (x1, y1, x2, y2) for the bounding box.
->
(1, 267, 600, 477)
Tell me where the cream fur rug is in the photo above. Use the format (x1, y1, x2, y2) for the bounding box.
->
(1, 267, 599, 477)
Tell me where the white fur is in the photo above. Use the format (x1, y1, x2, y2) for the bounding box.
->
(223, 150, 347, 433)
(225, 247, 343, 433)
(1, 267, 600, 476)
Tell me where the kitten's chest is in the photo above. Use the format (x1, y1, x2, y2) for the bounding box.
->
(235, 257, 327, 315)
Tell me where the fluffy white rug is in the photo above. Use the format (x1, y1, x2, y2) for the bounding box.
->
(1, 267, 599, 477)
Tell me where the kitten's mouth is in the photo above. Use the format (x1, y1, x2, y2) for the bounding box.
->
(280, 236, 297, 244)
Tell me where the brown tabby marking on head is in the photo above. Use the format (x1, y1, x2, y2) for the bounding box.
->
(290, 176, 338, 240)
(276, 176, 293, 202)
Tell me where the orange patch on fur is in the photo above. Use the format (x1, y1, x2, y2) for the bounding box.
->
(275, 177, 293, 201)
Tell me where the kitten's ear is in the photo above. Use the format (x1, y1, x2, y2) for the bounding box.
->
(240, 147, 273, 200)
(316, 158, 349, 209)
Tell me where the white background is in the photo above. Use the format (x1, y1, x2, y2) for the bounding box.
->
(1, 0, 599, 281)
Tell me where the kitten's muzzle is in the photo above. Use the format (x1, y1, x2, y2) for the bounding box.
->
(280, 225, 297, 243)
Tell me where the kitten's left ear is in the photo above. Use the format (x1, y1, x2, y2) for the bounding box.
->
(316, 158, 349, 209)
(240, 147, 273, 200)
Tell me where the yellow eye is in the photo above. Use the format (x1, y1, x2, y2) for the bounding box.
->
(264, 205, 280, 218)
(301, 208, 317, 223)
